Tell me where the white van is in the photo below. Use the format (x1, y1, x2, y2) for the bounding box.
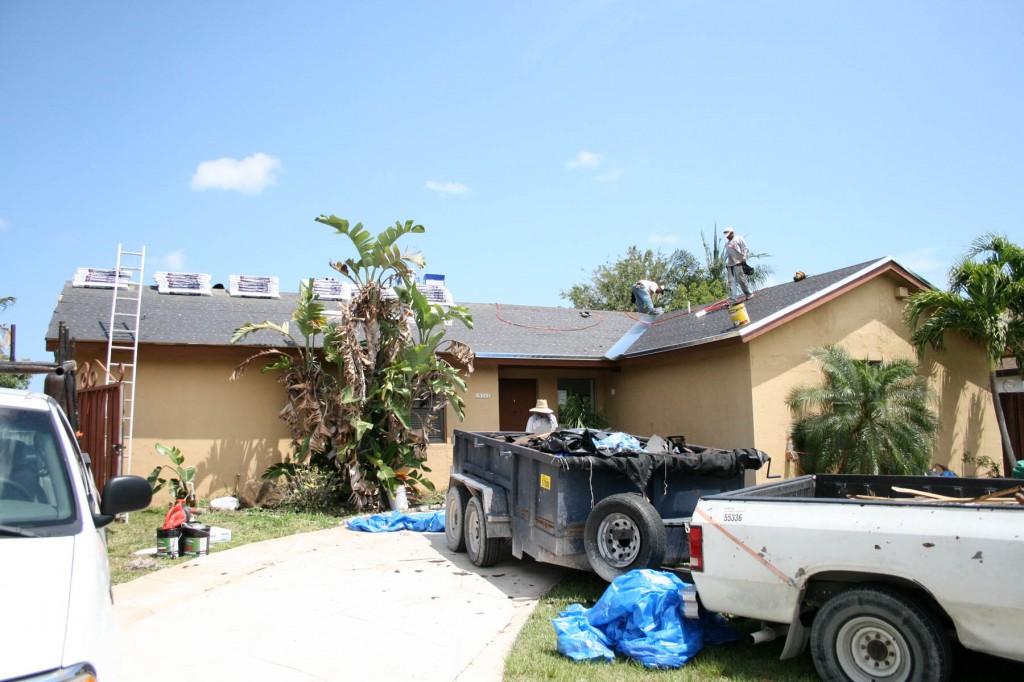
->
(0, 388, 152, 682)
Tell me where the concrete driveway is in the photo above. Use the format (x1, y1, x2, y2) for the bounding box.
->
(114, 525, 567, 681)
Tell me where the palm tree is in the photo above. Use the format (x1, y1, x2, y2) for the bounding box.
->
(904, 233, 1024, 468)
(787, 345, 939, 475)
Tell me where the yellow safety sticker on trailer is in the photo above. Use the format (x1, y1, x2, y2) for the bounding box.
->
(540, 473, 551, 490)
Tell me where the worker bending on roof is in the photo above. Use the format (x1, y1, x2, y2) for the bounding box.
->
(526, 399, 558, 434)
(632, 279, 664, 315)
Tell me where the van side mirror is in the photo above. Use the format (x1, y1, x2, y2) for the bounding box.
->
(94, 475, 153, 528)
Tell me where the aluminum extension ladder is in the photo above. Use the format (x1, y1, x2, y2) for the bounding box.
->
(104, 244, 145, 476)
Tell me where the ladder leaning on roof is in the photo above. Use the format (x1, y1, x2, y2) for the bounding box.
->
(104, 244, 145, 477)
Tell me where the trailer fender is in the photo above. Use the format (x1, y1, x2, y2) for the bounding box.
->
(449, 473, 512, 538)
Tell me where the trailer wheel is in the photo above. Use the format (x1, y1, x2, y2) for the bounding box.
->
(810, 586, 951, 682)
(584, 493, 667, 582)
(464, 495, 502, 567)
(445, 485, 469, 553)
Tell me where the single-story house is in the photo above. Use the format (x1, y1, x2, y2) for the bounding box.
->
(45, 257, 1003, 499)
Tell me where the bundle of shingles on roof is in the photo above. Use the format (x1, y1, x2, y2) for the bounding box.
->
(849, 485, 1024, 505)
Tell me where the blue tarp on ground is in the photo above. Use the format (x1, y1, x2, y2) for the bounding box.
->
(552, 569, 741, 669)
(346, 510, 445, 533)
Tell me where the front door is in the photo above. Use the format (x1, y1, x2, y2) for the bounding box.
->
(499, 379, 537, 432)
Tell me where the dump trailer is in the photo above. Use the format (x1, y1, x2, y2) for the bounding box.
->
(444, 429, 770, 581)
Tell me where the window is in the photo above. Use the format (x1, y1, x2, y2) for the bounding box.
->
(557, 378, 595, 408)
(410, 395, 446, 443)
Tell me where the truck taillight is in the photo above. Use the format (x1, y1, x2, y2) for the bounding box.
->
(689, 525, 703, 571)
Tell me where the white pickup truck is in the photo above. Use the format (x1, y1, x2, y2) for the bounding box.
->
(688, 473, 1024, 682)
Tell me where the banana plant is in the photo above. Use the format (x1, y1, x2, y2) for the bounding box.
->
(233, 216, 474, 511)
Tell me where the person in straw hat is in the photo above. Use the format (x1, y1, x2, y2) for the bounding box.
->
(526, 399, 558, 434)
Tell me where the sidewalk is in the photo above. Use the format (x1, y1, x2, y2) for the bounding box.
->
(114, 525, 566, 681)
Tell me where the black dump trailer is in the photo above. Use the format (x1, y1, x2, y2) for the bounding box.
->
(445, 429, 770, 581)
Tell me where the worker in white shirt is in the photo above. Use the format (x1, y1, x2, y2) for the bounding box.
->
(632, 279, 664, 315)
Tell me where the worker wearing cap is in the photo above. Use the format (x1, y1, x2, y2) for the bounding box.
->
(632, 279, 664, 315)
(723, 227, 753, 302)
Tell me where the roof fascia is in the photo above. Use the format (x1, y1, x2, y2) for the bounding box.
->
(737, 257, 927, 343)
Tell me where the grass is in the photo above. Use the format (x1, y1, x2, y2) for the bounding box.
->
(105, 503, 343, 585)
(504, 570, 819, 682)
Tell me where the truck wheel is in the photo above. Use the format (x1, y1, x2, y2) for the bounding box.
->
(810, 586, 951, 682)
(464, 495, 502, 567)
(583, 493, 667, 582)
(445, 485, 469, 553)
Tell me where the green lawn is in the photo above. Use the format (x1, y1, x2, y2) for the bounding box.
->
(105, 504, 342, 585)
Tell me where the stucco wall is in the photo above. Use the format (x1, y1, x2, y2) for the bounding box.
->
(75, 343, 292, 503)
(612, 344, 753, 448)
(747, 273, 999, 478)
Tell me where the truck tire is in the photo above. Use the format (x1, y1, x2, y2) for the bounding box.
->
(583, 493, 667, 582)
(464, 495, 502, 567)
(445, 485, 469, 553)
(810, 586, 951, 682)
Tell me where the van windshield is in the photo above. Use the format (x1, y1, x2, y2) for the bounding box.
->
(0, 406, 77, 531)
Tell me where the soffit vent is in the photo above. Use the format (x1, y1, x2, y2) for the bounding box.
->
(154, 271, 212, 296)
(229, 275, 280, 298)
(72, 267, 132, 289)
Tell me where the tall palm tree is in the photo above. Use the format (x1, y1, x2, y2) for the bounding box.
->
(904, 233, 1024, 468)
(787, 345, 939, 475)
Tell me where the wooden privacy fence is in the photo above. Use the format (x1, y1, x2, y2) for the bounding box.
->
(77, 382, 123, 492)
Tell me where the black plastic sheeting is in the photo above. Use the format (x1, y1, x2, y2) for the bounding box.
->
(504, 429, 768, 491)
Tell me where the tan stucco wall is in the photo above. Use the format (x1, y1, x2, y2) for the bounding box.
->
(75, 343, 293, 503)
(612, 344, 754, 448)
(747, 273, 999, 478)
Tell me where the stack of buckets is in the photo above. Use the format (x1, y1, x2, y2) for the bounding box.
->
(156, 499, 211, 559)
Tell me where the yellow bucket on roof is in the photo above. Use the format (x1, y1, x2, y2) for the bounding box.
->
(728, 302, 749, 327)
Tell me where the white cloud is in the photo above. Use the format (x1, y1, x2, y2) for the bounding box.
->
(565, 151, 602, 170)
(189, 152, 281, 194)
(162, 250, 186, 271)
(649, 234, 681, 245)
(0, 217, 8, 230)
(425, 180, 469, 195)
(595, 168, 622, 183)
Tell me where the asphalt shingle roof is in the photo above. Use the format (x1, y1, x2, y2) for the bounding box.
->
(46, 258, 912, 361)
(620, 259, 885, 357)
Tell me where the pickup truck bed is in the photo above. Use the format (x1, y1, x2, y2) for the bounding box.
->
(690, 474, 1024, 681)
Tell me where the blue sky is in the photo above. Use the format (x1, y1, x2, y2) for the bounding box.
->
(2, 1, 1022, 383)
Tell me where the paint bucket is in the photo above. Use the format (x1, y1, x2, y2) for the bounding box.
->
(387, 484, 409, 512)
(156, 527, 180, 558)
(179, 523, 211, 557)
(728, 302, 749, 327)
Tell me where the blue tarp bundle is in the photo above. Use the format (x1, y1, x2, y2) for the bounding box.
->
(552, 569, 740, 668)
(346, 510, 445, 533)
